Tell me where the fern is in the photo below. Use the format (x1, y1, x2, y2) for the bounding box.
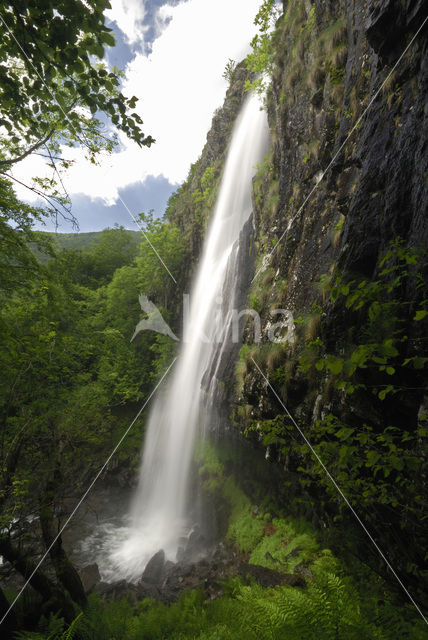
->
(15, 612, 83, 640)
(61, 613, 83, 640)
(14, 561, 424, 640)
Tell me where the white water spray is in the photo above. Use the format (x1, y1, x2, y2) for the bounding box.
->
(111, 95, 268, 580)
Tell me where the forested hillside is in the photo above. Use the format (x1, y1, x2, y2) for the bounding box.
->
(29, 230, 141, 264)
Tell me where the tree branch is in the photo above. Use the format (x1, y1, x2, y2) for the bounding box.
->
(0, 128, 56, 167)
(1, 172, 78, 229)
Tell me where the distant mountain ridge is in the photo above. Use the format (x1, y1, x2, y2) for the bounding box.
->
(30, 229, 142, 263)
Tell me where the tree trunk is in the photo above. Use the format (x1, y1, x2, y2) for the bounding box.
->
(0, 536, 75, 623)
(0, 585, 18, 640)
(39, 447, 87, 608)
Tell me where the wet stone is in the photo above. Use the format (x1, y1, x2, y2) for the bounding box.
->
(141, 549, 165, 584)
(95, 579, 138, 604)
(92, 544, 307, 606)
(237, 563, 306, 588)
(78, 563, 101, 593)
(137, 580, 162, 600)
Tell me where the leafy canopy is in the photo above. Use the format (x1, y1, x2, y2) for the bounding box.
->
(0, 0, 154, 170)
(0, 0, 154, 289)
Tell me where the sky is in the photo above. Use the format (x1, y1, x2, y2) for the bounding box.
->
(12, 0, 262, 233)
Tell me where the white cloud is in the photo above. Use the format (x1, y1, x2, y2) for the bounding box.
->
(13, 0, 262, 213)
(121, 0, 262, 184)
(106, 0, 147, 45)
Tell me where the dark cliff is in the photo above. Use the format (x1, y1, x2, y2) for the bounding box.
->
(230, 0, 427, 603)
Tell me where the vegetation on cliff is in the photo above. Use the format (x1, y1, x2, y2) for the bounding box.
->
(235, 0, 427, 614)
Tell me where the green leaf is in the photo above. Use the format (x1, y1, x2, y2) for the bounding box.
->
(91, 43, 105, 58)
(339, 444, 349, 459)
(128, 96, 138, 109)
(326, 356, 343, 375)
(368, 301, 381, 321)
(378, 385, 394, 400)
(336, 427, 354, 441)
(350, 346, 369, 367)
(413, 356, 428, 369)
(101, 32, 115, 47)
(71, 60, 85, 74)
(381, 339, 399, 357)
(330, 286, 339, 301)
(414, 309, 427, 321)
(390, 455, 404, 471)
(366, 451, 380, 467)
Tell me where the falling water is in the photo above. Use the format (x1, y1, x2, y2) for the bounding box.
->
(109, 94, 268, 580)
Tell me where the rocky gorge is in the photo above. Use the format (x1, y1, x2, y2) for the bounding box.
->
(0, 0, 426, 637)
(73, 0, 427, 620)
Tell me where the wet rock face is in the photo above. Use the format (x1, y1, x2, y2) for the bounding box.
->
(240, 0, 427, 422)
(141, 549, 165, 584)
(268, 0, 425, 307)
(366, 0, 426, 61)
(231, 0, 427, 596)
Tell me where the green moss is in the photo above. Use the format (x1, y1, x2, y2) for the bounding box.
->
(195, 440, 226, 493)
(235, 344, 259, 393)
(194, 443, 268, 553)
(196, 440, 326, 573)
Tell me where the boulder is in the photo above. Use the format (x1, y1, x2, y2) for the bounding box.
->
(181, 528, 207, 562)
(78, 563, 101, 593)
(238, 563, 305, 588)
(176, 546, 185, 562)
(137, 580, 162, 601)
(141, 549, 165, 584)
(95, 579, 138, 604)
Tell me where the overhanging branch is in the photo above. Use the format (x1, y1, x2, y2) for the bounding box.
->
(0, 128, 55, 167)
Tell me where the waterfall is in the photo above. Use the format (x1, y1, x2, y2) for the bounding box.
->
(111, 94, 268, 580)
